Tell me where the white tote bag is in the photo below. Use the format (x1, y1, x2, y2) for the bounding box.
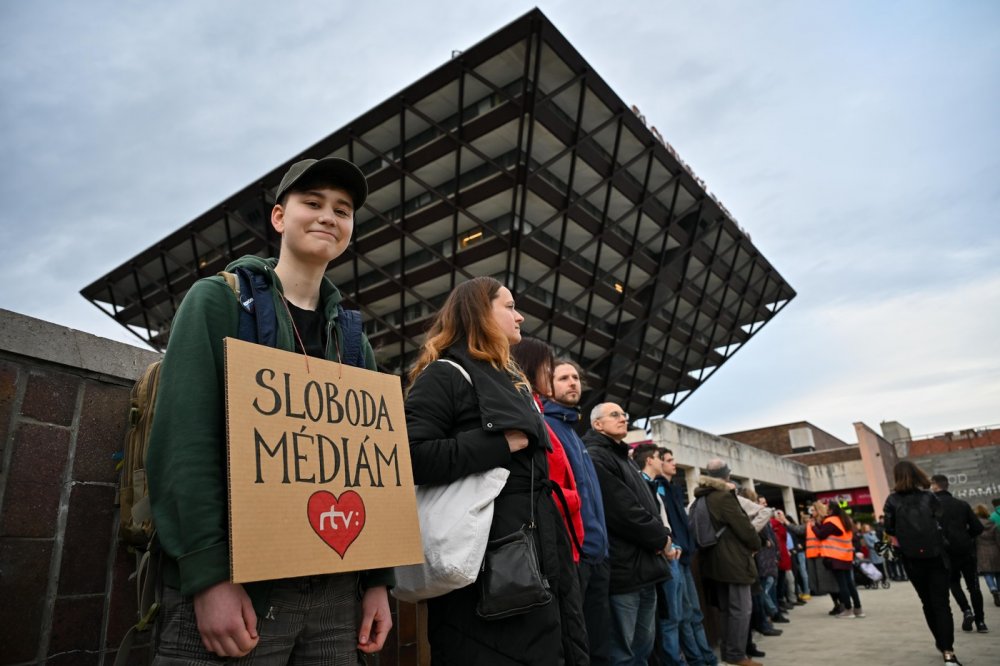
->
(393, 466, 510, 602)
(393, 359, 510, 603)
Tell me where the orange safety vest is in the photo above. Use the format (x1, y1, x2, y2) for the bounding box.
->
(805, 521, 821, 558)
(817, 516, 854, 562)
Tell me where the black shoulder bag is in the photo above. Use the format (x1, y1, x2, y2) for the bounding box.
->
(476, 458, 553, 620)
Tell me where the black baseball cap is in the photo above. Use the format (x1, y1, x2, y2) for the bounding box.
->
(274, 157, 368, 209)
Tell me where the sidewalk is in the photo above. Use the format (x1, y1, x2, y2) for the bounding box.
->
(746, 581, 1000, 665)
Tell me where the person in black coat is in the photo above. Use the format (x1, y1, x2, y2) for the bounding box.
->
(884, 461, 961, 666)
(405, 276, 588, 666)
(583, 404, 671, 665)
(930, 474, 987, 632)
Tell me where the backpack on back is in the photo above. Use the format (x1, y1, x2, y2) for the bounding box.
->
(689, 495, 728, 549)
(894, 491, 945, 559)
(117, 361, 162, 547)
(113, 269, 365, 665)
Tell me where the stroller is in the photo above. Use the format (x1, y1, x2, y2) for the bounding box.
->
(854, 557, 886, 589)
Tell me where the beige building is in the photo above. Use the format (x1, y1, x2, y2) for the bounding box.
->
(647, 418, 898, 519)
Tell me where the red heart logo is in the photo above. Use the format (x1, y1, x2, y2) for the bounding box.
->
(307, 490, 366, 558)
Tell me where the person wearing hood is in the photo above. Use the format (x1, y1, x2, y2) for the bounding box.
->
(693, 459, 761, 666)
(583, 403, 671, 665)
(146, 158, 393, 662)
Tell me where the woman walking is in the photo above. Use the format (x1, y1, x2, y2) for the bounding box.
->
(405, 277, 588, 665)
(884, 461, 960, 665)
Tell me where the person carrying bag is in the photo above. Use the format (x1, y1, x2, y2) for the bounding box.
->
(404, 277, 588, 666)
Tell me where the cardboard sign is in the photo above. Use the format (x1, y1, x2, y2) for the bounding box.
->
(224, 338, 422, 583)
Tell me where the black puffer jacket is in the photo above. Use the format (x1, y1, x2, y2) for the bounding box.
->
(406, 344, 588, 666)
(582, 430, 671, 594)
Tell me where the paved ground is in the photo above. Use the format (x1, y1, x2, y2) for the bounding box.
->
(745, 581, 1000, 665)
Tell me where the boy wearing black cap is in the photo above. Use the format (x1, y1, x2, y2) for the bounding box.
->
(146, 158, 393, 663)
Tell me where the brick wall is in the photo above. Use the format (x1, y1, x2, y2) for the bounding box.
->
(723, 421, 851, 455)
(721, 422, 804, 454)
(0, 310, 424, 665)
(907, 429, 1000, 457)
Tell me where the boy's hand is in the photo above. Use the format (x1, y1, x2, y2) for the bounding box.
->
(193, 581, 259, 657)
(358, 585, 392, 653)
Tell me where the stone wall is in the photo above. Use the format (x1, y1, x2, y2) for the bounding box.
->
(0, 310, 423, 665)
(1, 310, 160, 665)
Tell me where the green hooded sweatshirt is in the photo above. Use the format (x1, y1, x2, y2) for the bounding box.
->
(146, 255, 393, 616)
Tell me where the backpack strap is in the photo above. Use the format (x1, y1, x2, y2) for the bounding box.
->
(337, 305, 365, 368)
(233, 268, 278, 347)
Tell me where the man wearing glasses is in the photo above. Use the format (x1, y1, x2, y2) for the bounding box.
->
(583, 403, 672, 665)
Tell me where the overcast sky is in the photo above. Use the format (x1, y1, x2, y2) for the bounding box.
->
(1, 1, 997, 443)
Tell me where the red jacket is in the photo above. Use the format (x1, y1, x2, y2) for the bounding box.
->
(536, 395, 584, 562)
(771, 517, 792, 571)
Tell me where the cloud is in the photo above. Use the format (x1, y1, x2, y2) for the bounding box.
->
(1, 0, 998, 442)
(673, 272, 1000, 441)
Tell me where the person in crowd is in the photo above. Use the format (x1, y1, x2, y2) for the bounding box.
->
(813, 502, 863, 619)
(146, 158, 393, 662)
(776, 511, 810, 603)
(632, 442, 684, 666)
(544, 359, 612, 665)
(884, 461, 960, 665)
(973, 504, 1000, 608)
(930, 475, 986, 633)
(767, 508, 796, 609)
(652, 448, 718, 666)
(404, 277, 588, 665)
(786, 512, 811, 602)
(732, 487, 783, 650)
(693, 460, 762, 666)
(802, 502, 843, 615)
(991, 499, 1000, 529)
(584, 403, 671, 665)
(860, 523, 886, 583)
(511, 337, 585, 562)
(741, 490, 786, 628)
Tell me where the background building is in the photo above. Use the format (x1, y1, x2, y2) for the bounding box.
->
(80, 8, 794, 422)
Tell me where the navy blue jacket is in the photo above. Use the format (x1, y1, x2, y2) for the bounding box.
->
(660, 477, 694, 565)
(543, 400, 609, 563)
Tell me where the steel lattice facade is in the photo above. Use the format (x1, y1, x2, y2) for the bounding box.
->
(81, 9, 795, 421)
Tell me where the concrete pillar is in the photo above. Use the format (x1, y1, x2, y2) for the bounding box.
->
(781, 485, 796, 515)
(855, 422, 894, 517)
